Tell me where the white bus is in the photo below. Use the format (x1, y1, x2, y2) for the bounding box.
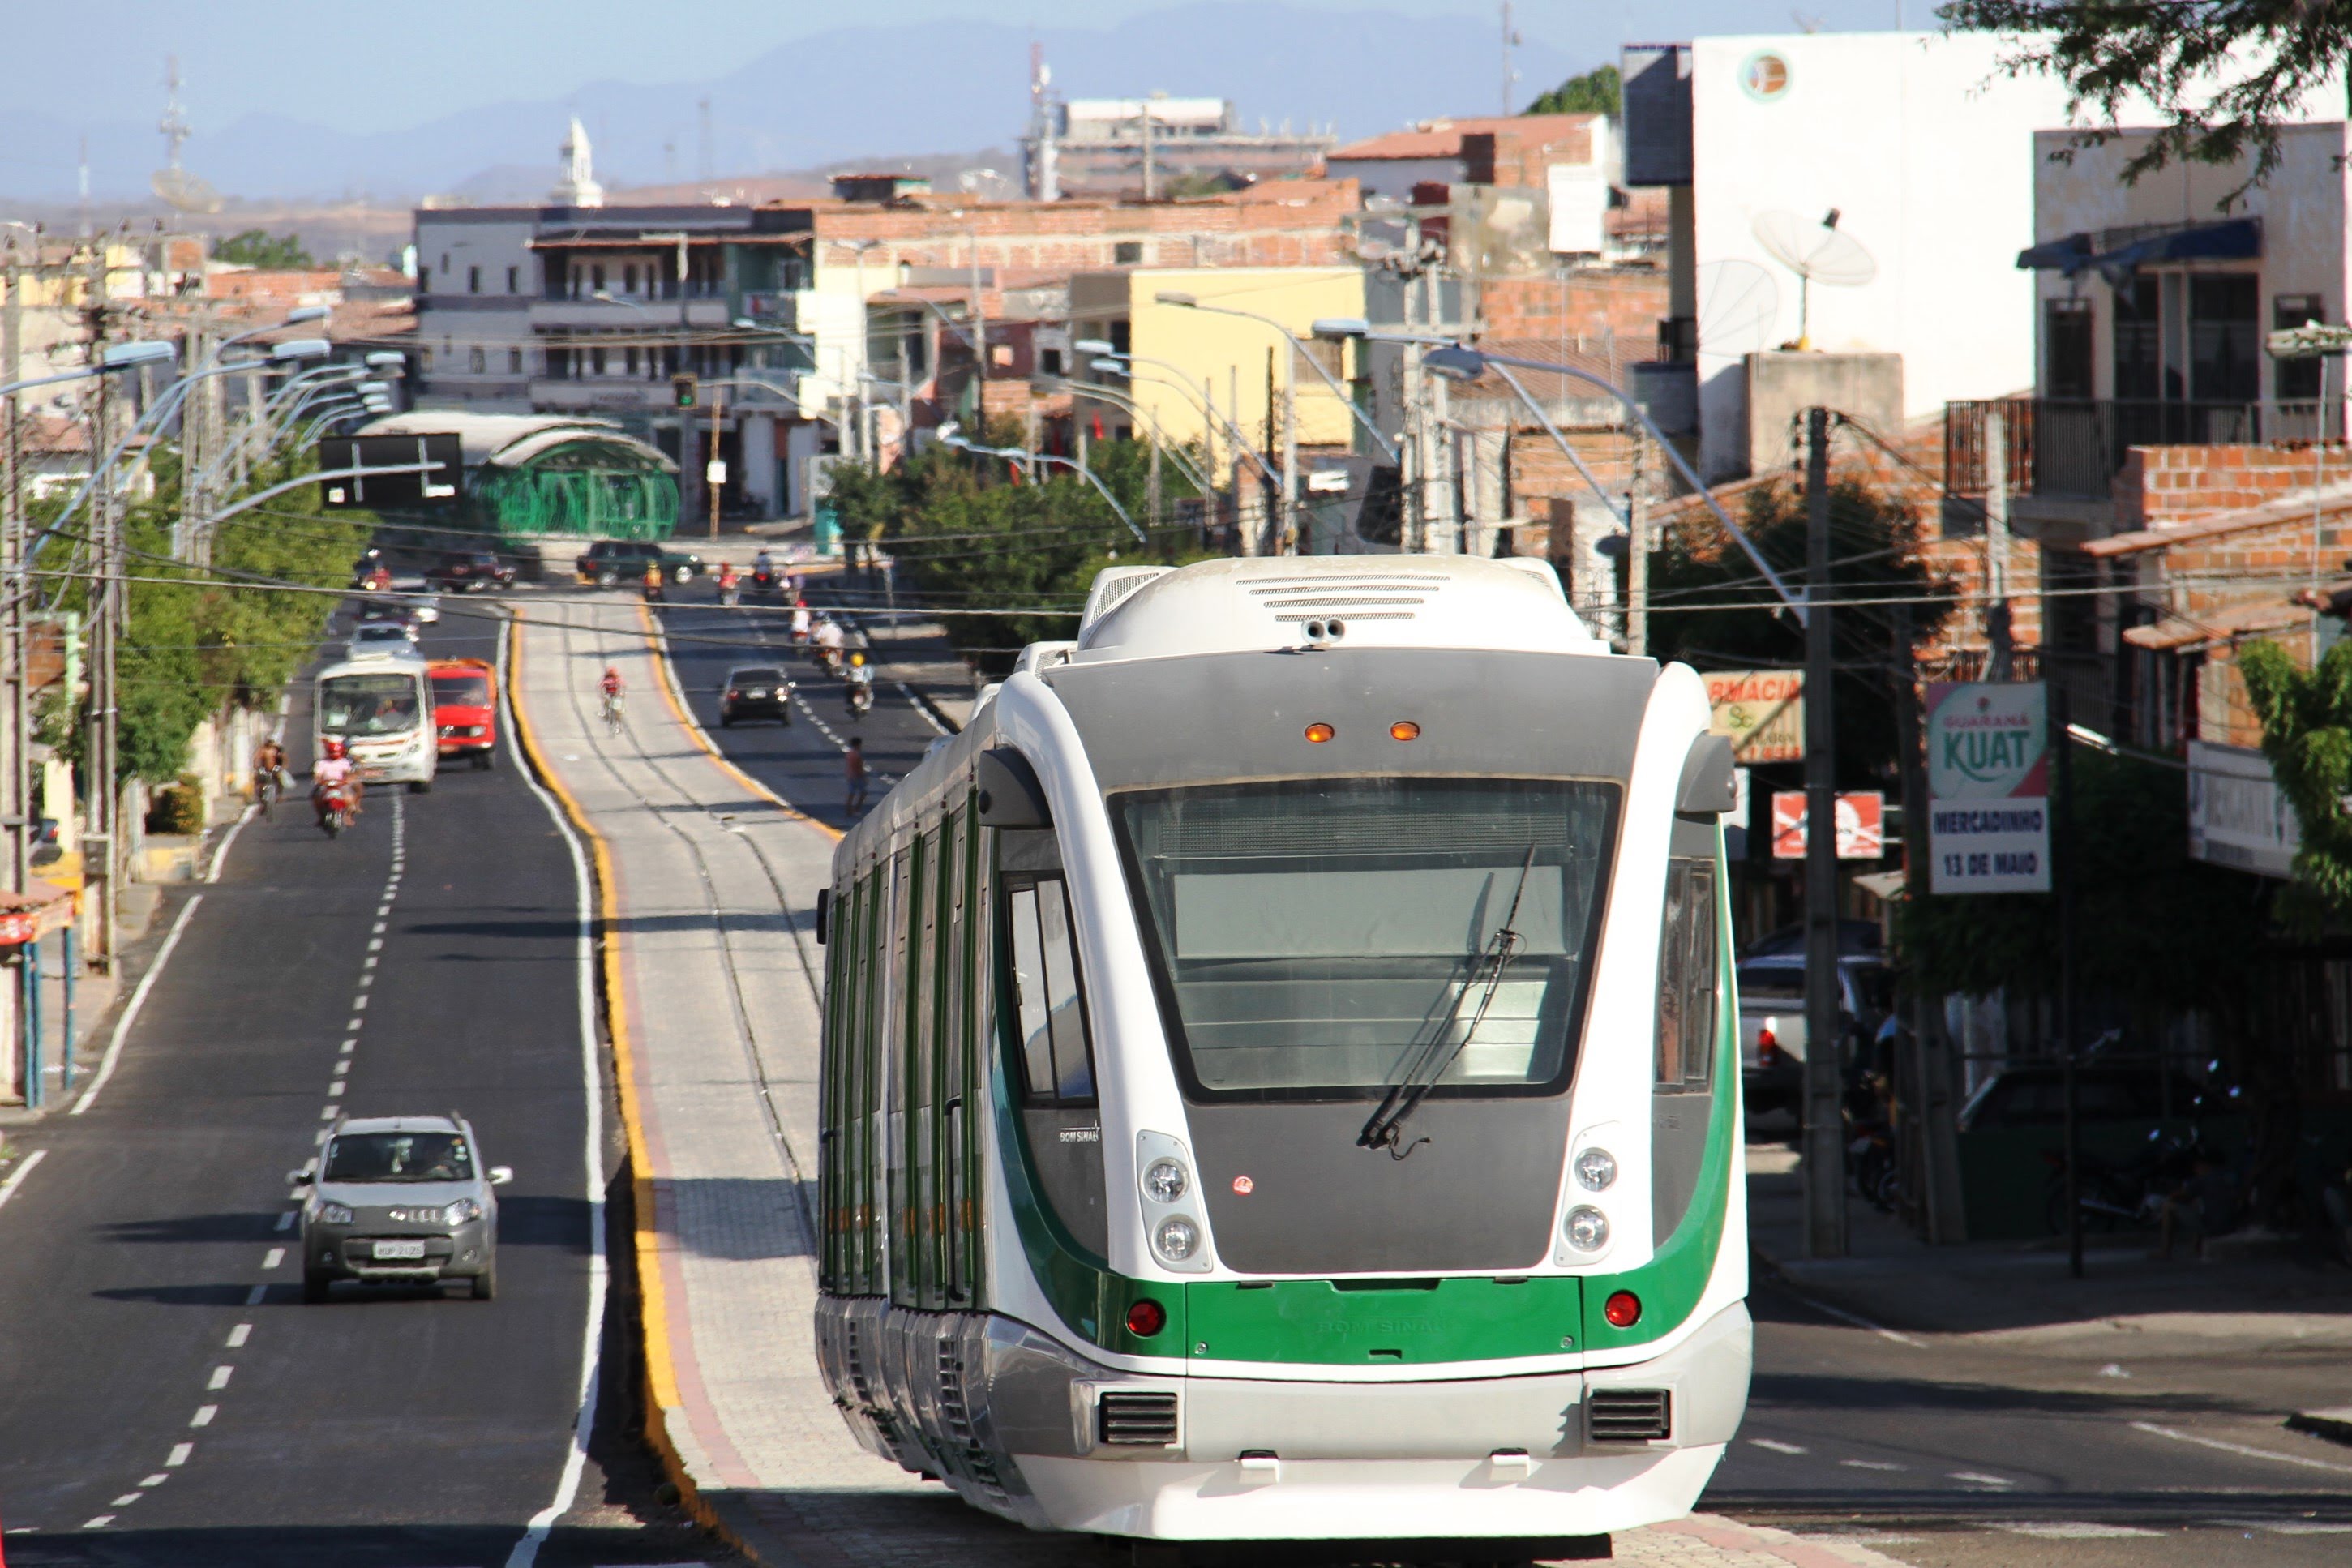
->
(314, 655, 437, 791)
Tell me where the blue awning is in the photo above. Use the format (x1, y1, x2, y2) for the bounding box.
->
(2016, 233, 2093, 272)
(2015, 218, 2261, 281)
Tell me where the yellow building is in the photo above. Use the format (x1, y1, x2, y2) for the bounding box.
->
(1067, 267, 1366, 472)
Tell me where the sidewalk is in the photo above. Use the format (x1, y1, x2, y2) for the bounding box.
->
(508, 598, 1918, 1568)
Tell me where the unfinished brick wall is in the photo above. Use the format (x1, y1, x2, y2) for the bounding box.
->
(1479, 272, 1667, 354)
(2112, 444, 2352, 531)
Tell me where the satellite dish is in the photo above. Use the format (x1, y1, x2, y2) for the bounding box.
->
(152, 167, 222, 214)
(1752, 208, 1877, 349)
(1695, 259, 1781, 362)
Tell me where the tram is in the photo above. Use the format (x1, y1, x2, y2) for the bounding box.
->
(813, 555, 1747, 1557)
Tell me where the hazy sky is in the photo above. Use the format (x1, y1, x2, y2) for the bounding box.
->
(19, 1, 1921, 133)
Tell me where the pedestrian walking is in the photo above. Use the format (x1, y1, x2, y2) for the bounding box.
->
(844, 736, 869, 814)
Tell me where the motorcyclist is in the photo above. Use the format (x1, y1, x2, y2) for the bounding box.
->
(716, 560, 739, 604)
(812, 615, 845, 673)
(753, 548, 774, 577)
(313, 737, 362, 821)
(844, 650, 875, 710)
(790, 599, 812, 643)
(642, 561, 664, 601)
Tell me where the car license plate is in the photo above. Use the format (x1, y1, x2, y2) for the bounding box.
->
(744, 688, 768, 698)
(372, 1240, 427, 1261)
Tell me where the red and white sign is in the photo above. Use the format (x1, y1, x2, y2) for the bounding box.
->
(1771, 790, 1885, 861)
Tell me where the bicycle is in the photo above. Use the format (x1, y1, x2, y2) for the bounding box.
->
(256, 768, 285, 820)
(602, 689, 627, 735)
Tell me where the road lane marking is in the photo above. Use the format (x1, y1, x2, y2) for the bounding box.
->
(1991, 1523, 2161, 1538)
(1840, 1459, 1905, 1470)
(274, 1210, 295, 1232)
(0, 1147, 48, 1211)
(1750, 1438, 1808, 1454)
(362, 956, 378, 970)
(207, 1366, 232, 1390)
(334, 1060, 349, 1076)
(83, 1516, 114, 1528)
(188, 1407, 216, 1428)
(2131, 1420, 2352, 1474)
(110, 1493, 141, 1507)
(262, 1248, 285, 1270)
(371, 922, 386, 935)
(71, 893, 204, 1116)
(345, 1017, 362, 1031)
(226, 1324, 251, 1348)
(340, 1039, 356, 1053)
(367, 937, 383, 951)
(245, 1284, 267, 1305)
(320, 1106, 337, 1120)
(353, 993, 369, 1009)
(1779, 1285, 1930, 1348)
(139, 1474, 168, 1487)
(1949, 1471, 2016, 1488)
(166, 1444, 191, 1467)
(896, 680, 950, 735)
(328, 1082, 345, 1097)
(204, 802, 258, 883)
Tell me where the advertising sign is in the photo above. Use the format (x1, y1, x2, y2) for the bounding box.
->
(1926, 681, 2050, 894)
(317, 433, 461, 509)
(2187, 740, 2300, 880)
(1770, 790, 1885, 859)
(1705, 670, 1805, 765)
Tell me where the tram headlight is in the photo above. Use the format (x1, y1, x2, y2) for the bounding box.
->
(1142, 1159, 1189, 1204)
(1152, 1216, 1201, 1263)
(1563, 1206, 1610, 1253)
(1574, 1147, 1617, 1192)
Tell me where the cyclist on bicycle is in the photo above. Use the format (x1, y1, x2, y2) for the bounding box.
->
(599, 666, 627, 730)
(602, 667, 623, 701)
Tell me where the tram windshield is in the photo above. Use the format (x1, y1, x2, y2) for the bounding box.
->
(1111, 777, 1617, 1100)
(318, 672, 423, 737)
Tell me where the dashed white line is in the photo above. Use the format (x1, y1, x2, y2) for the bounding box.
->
(110, 1493, 141, 1507)
(320, 1106, 338, 1120)
(367, 937, 384, 952)
(0, 1147, 49, 1211)
(328, 1082, 345, 1097)
(345, 1017, 363, 1031)
(1949, 1471, 2016, 1488)
(274, 1210, 295, 1232)
(895, 680, 949, 735)
(188, 1406, 216, 1429)
(371, 921, 387, 935)
(226, 1323, 251, 1348)
(2131, 1420, 2352, 1474)
(245, 1283, 268, 1305)
(262, 1248, 285, 1270)
(83, 1515, 114, 1529)
(1782, 1287, 1930, 1349)
(334, 1060, 349, 1075)
(1991, 1522, 2161, 1539)
(353, 993, 370, 1009)
(166, 1443, 191, 1467)
(1841, 1459, 1906, 1471)
(1750, 1438, 1809, 1455)
(206, 1366, 232, 1391)
(138, 1473, 168, 1488)
(362, 956, 379, 971)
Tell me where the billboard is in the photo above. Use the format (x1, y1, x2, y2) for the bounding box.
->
(1770, 790, 1885, 859)
(316, 433, 462, 510)
(2187, 740, 2300, 880)
(1926, 680, 2050, 894)
(1705, 669, 1804, 765)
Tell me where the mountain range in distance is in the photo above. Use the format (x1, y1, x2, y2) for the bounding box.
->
(0, 4, 1583, 204)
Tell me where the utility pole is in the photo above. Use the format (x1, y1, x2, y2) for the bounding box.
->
(2053, 683, 2083, 1279)
(1279, 342, 1298, 555)
(1801, 405, 1847, 1258)
(1893, 604, 1966, 1242)
(1626, 431, 1650, 655)
(1232, 364, 1254, 556)
(84, 240, 118, 974)
(969, 233, 987, 419)
(707, 384, 724, 539)
(1984, 406, 2014, 680)
(2, 249, 20, 1095)
(1140, 101, 1155, 202)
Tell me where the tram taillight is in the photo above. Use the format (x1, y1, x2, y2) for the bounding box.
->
(1125, 1299, 1167, 1337)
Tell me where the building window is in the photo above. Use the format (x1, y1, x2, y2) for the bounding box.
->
(469, 347, 486, 374)
(2276, 294, 2324, 401)
(624, 263, 638, 294)
(2114, 276, 2160, 401)
(1040, 347, 1064, 375)
(507, 265, 520, 293)
(625, 345, 640, 375)
(591, 263, 606, 293)
(591, 345, 608, 376)
(2189, 275, 2260, 403)
(509, 348, 524, 374)
(1114, 240, 1143, 265)
(467, 265, 481, 293)
(420, 348, 435, 373)
(2045, 298, 2093, 400)
(1110, 319, 1131, 355)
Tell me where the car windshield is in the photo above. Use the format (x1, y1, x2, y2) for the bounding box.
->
(1111, 777, 1617, 1101)
(323, 1131, 474, 1182)
(354, 624, 407, 641)
(432, 675, 491, 706)
(319, 673, 422, 735)
(1737, 965, 1806, 1002)
(732, 669, 782, 686)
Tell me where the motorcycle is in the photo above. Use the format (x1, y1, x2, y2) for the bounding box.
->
(748, 568, 778, 605)
(315, 782, 356, 838)
(846, 679, 875, 718)
(816, 644, 843, 679)
(718, 574, 741, 607)
(642, 576, 666, 605)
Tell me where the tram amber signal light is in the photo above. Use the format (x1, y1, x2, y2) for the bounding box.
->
(1304, 722, 1335, 743)
(1604, 1291, 1642, 1329)
(1390, 721, 1420, 741)
(1125, 1299, 1167, 1337)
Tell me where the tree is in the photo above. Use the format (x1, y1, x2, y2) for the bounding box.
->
(1940, 0, 2346, 190)
(1527, 63, 1620, 118)
(2237, 636, 2352, 925)
(212, 229, 315, 268)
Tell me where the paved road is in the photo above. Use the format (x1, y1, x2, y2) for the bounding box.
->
(0, 607, 705, 1567)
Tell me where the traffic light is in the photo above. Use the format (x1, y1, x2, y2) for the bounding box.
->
(672, 373, 699, 409)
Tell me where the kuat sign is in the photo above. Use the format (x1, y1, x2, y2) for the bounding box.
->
(1926, 681, 2049, 894)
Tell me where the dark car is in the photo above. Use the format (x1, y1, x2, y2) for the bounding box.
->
(720, 663, 794, 726)
(428, 549, 515, 592)
(576, 538, 706, 587)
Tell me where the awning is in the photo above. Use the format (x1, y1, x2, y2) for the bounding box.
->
(2016, 218, 2261, 281)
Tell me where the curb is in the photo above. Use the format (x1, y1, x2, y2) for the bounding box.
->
(503, 610, 746, 1560)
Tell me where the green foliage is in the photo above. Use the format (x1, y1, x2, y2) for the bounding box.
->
(43, 442, 373, 785)
(1940, 0, 2329, 195)
(211, 229, 315, 268)
(1647, 478, 1953, 786)
(2238, 637, 2352, 924)
(1898, 747, 2268, 1014)
(834, 435, 1212, 669)
(1527, 64, 1620, 118)
(145, 774, 207, 837)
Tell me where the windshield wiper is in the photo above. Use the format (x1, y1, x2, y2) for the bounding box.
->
(1358, 847, 1536, 1160)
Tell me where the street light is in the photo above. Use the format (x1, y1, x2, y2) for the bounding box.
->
(936, 422, 1146, 542)
(1161, 294, 1400, 464)
(365, 350, 407, 370)
(1088, 350, 1281, 486)
(1045, 372, 1217, 496)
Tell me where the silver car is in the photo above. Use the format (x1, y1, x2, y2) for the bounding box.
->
(293, 1114, 512, 1301)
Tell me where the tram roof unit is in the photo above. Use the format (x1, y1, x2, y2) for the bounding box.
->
(1067, 555, 1600, 664)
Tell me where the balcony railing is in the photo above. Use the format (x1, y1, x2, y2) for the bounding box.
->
(1945, 397, 2349, 500)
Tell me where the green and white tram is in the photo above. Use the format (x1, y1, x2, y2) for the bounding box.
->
(814, 555, 1747, 1558)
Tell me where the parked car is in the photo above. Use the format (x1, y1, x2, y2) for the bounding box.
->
(346, 622, 422, 662)
(428, 549, 516, 593)
(576, 538, 705, 587)
(1736, 952, 1890, 1116)
(1957, 1065, 2223, 1133)
(719, 663, 794, 726)
(293, 1114, 513, 1301)
(430, 658, 499, 769)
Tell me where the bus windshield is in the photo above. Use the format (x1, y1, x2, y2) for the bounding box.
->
(1110, 777, 1618, 1102)
(319, 672, 422, 736)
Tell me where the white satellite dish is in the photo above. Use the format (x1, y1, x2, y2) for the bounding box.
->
(1752, 208, 1877, 349)
(1694, 259, 1781, 362)
(152, 167, 222, 215)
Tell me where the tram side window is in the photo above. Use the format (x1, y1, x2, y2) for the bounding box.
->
(1007, 877, 1095, 1104)
(1656, 859, 1717, 1089)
